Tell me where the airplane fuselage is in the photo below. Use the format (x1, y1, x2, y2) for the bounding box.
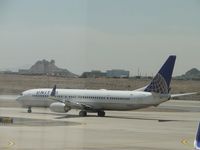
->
(17, 88, 169, 111)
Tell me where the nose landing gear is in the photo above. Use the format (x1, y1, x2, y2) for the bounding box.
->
(27, 107, 32, 113)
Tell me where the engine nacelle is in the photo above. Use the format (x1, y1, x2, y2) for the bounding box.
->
(49, 102, 71, 113)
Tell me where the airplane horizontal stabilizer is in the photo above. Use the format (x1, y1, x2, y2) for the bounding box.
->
(171, 92, 198, 98)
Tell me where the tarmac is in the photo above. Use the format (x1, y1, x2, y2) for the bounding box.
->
(0, 99, 200, 150)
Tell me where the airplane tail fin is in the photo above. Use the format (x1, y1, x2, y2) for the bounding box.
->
(144, 55, 176, 94)
(194, 122, 200, 150)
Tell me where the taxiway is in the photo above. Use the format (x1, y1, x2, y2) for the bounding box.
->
(0, 100, 199, 150)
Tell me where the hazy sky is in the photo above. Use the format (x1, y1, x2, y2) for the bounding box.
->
(0, 0, 200, 76)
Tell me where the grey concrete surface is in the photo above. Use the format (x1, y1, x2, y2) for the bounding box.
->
(0, 100, 200, 150)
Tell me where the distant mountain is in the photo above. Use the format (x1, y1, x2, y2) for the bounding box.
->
(175, 68, 200, 80)
(18, 59, 78, 78)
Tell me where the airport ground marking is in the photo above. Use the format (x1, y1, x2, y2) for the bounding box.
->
(181, 138, 193, 147)
(8, 139, 15, 148)
(1, 139, 15, 150)
(5, 139, 15, 149)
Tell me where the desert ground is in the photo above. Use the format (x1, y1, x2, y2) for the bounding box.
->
(0, 74, 199, 100)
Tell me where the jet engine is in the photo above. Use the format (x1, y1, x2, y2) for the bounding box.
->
(49, 102, 71, 113)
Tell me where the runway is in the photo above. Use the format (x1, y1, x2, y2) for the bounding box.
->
(0, 100, 199, 150)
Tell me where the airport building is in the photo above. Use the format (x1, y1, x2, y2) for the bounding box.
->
(81, 70, 106, 78)
(106, 69, 130, 78)
(81, 69, 130, 78)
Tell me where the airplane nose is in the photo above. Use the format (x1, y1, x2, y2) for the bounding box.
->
(16, 96, 21, 102)
(16, 94, 24, 105)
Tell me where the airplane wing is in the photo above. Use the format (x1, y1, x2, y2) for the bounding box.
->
(64, 100, 93, 110)
(171, 92, 198, 98)
(49, 85, 95, 110)
(49, 96, 94, 110)
(48, 96, 64, 103)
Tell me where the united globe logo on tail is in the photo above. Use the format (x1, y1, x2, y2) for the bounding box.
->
(144, 73, 168, 94)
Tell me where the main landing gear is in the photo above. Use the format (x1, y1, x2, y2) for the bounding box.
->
(79, 110, 87, 117)
(27, 107, 32, 113)
(97, 111, 105, 117)
(78, 110, 106, 117)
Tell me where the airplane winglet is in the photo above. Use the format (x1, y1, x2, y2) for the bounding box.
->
(50, 85, 56, 96)
(49, 85, 65, 103)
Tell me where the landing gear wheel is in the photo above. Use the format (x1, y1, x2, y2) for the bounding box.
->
(79, 110, 87, 117)
(97, 111, 105, 117)
(27, 107, 32, 113)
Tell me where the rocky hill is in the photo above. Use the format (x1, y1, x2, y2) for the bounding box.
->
(18, 59, 77, 77)
(175, 68, 200, 80)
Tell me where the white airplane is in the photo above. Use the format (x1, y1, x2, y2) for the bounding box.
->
(16, 55, 196, 117)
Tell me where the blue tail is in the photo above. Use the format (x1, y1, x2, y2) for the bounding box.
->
(144, 55, 176, 94)
(195, 122, 200, 150)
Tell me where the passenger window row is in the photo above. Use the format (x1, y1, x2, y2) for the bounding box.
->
(33, 94, 130, 100)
